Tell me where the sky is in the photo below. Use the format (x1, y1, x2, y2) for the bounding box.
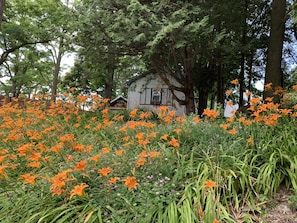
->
(61, 52, 75, 76)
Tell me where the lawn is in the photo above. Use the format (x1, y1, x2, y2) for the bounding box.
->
(0, 87, 296, 223)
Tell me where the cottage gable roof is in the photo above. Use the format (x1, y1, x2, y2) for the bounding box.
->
(126, 72, 158, 86)
(110, 95, 127, 105)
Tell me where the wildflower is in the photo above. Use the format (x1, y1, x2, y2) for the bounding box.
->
(124, 176, 138, 190)
(135, 132, 144, 140)
(51, 143, 63, 153)
(160, 134, 169, 141)
(115, 150, 125, 156)
(0, 149, 8, 155)
(129, 109, 138, 118)
(102, 98, 110, 104)
(247, 138, 253, 144)
(27, 161, 41, 169)
(220, 123, 229, 130)
(149, 131, 157, 138)
(264, 82, 272, 91)
(123, 142, 132, 147)
(202, 109, 219, 120)
(249, 97, 261, 106)
(101, 147, 110, 154)
(205, 180, 217, 189)
(227, 100, 233, 106)
(265, 97, 273, 102)
(66, 154, 74, 161)
(113, 115, 124, 121)
(64, 116, 71, 122)
(74, 160, 87, 171)
(226, 116, 234, 123)
(16, 143, 33, 156)
(90, 154, 102, 162)
(273, 86, 286, 95)
(149, 151, 161, 158)
(163, 116, 172, 123)
(228, 129, 237, 135)
(138, 138, 149, 145)
(85, 145, 93, 153)
(193, 116, 201, 124)
(72, 142, 85, 152)
(198, 209, 203, 217)
(225, 89, 232, 96)
(213, 219, 219, 223)
(244, 91, 251, 97)
(139, 112, 151, 119)
(168, 110, 176, 117)
(168, 138, 179, 147)
(98, 167, 113, 177)
(157, 106, 168, 113)
(264, 114, 280, 126)
(70, 183, 89, 199)
(26, 130, 42, 140)
(280, 109, 291, 116)
(51, 169, 72, 190)
(136, 157, 146, 167)
(60, 134, 75, 143)
(0, 155, 6, 162)
(109, 177, 120, 185)
(173, 128, 182, 134)
(139, 150, 148, 157)
(20, 173, 38, 184)
(230, 79, 239, 85)
(243, 120, 252, 125)
(176, 116, 186, 123)
(0, 165, 9, 178)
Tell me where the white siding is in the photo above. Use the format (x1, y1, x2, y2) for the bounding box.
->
(127, 74, 186, 116)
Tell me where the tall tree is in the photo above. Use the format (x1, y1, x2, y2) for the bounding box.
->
(77, 0, 219, 114)
(0, 0, 75, 100)
(0, 0, 52, 67)
(264, 0, 286, 102)
(73, 0, 130, 99)
(0, 46, 53, 96)
(41, 0, 76, 101)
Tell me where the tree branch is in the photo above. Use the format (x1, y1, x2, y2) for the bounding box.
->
(0, 40, 50, 65)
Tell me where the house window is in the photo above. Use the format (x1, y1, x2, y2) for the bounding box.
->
(151, 90, 161, 105)
(139, 88, 172, 106)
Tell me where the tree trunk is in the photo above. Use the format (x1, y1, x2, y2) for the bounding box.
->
(198, 88, 208, 116)
(239, 0, 248, 107)
(216, 62, 224, 106)
(151, 46, 196, 115)
(247, 53, 254, 103)
(0, 0, 5, 25)
(184, 83, 196, 115)
(239, 53, 245, 107)
(210, 94, 215, 110)
(104, 64, 114, 99)
(51, 50, 62, 101)
(264, 0, 286, 102)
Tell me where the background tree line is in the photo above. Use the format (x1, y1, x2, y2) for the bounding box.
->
(0, 0, 296, 114)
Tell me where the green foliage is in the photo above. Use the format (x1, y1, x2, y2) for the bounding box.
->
(0, 0, 76, 97)
(0, 92, 296, 222)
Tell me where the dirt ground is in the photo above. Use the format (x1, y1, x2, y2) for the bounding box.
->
(260, 187, 297, 223)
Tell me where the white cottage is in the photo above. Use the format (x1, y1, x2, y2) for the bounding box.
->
(127, 73, 186, 116)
